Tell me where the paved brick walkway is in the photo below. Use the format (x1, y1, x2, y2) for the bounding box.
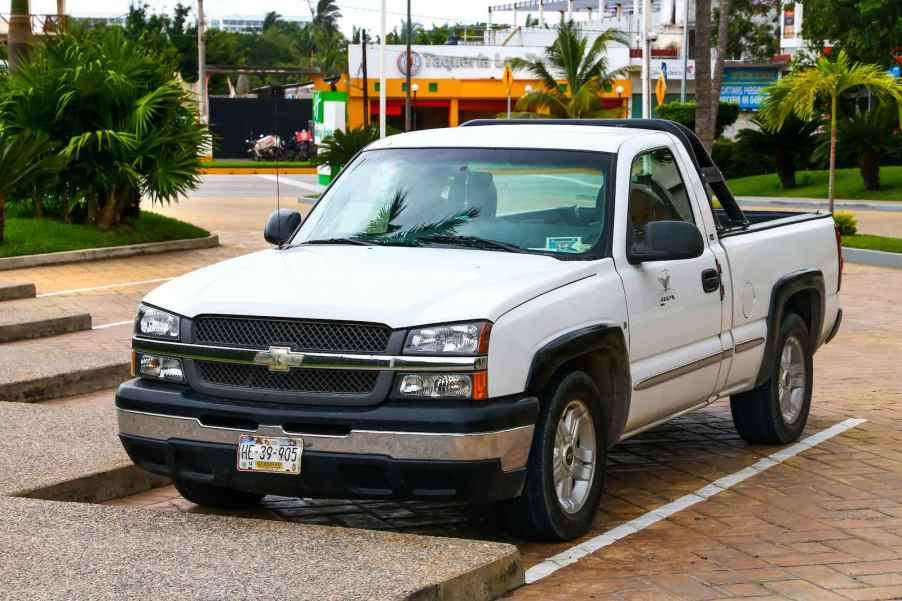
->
(105, 263, 902, 600)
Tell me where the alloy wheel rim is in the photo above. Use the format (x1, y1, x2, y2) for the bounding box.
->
(553, 399, 597, 514)
(778, 335, 806, 424)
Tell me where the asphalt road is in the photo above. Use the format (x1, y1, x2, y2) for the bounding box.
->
(189, 174, 323, 199)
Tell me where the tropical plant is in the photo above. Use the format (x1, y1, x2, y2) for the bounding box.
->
(655, 101, 740, 138)
(759, 50, 902, 211)
(509, 20, 629, 119)
(0, 28, 211, 229)
(361, 191, 478, 244)
(813, 108, 899, 191)
(312, 127, 382, 175)
(833, 211, 858, 236)
(310, 0, 341, 34)
(736, 116, 818, 188)
(0, 131, 58, 243)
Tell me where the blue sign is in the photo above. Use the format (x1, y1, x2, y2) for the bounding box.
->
(720, 67, 779, 111)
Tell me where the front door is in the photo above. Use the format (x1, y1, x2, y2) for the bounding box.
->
(615, 145, 725, 432)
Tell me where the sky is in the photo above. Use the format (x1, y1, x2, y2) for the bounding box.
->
(30, 1, 499, 36)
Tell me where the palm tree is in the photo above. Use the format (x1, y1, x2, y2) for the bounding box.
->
(8, 0, 31, 73)
(813, 107, 898, 191)
(759, 50, 902, 211)
(262, 11, 282, 32)
(310, 0, 341, 33)
(509, 21, 629, 119)
(0, 131, 56, 243)
(736, 116, 818, 189)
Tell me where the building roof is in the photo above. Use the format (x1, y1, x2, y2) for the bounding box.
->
(367, 123, 656, 153)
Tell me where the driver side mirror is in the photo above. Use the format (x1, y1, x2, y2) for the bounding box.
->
(628, 220, 704, 264)
(264, 209, 303, 246)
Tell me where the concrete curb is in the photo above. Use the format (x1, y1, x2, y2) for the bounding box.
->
(0, 234, 219, 271)
(201, 167, 316, 175)
(737, 197, 902, 212)
(408, 551, 524, 601)
(843, 247, 902, 269)
(0, 282, 36, 301)
(0, 312, 92, 344)
(0, 362, 131, 403)
(14, 465, 170, 504)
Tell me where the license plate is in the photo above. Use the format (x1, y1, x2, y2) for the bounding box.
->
(237, 435, 303, 475)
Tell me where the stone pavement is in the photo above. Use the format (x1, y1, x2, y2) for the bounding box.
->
(109, 263, 902, 600)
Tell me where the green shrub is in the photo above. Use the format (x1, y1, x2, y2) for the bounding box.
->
(712, 137, 773, 180)
(655, 101, 740, 138)
(833, 211, 858, 236)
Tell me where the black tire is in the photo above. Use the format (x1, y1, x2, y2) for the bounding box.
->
(731, 313, 813, 445)
(174, 479, 265, 509)
(502, 370, 607, 541)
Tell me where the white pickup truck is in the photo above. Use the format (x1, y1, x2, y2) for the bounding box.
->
(117, 120, 843, 541)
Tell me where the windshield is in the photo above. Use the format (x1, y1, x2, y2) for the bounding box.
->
(294, 148, 614, 256)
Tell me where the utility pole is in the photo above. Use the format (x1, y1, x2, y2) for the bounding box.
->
(404, 0, 413, 132)
(379, 0, 386, 138)
(640, 0, 652, 118)
(361, 30, 370, 129)
(680, 0, 689, 102)
(197, 0, 208, 123)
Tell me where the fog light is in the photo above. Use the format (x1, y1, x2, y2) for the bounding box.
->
(137, 353, 185, 383)
(398, 373, 474, 398)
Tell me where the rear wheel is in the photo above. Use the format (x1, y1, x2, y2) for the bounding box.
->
(731, 313, 813, 445)
(503, 370, 607, 541)
(174, 479, 265, 509)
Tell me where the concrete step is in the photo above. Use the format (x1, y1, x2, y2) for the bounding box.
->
(0, 326, 131, 403)
(0, 282, 36, 302)
(0, 306, 92, 343)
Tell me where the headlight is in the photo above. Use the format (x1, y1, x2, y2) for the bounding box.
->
(403, 321, 491, 355)
(133, 352, 185, 383)
(396, 372, 487, 400)
(136, 305, 180, 340)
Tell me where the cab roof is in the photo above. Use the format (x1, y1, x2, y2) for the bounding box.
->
(365, 123, 658, 154)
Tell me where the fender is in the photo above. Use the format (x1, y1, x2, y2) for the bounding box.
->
(755, 269, 825, 386)
(525, 324, 630, 449)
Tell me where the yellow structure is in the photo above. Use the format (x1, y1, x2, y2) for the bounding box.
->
(319, 75, 632, 131)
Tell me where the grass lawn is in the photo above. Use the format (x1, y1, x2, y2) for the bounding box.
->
(202, 159, 313, 169)
(0, 213, 209, 259)
(727, 166, 902, 201)
(842, 234, 902, 254)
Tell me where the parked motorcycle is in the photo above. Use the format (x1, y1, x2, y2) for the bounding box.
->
(246, 133, 283, 161)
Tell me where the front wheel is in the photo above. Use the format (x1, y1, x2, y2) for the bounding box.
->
(730, 313, 813, 445)
(503, 370, 607, 541)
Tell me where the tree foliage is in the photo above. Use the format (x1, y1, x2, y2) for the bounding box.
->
(735, 116, 818, 188)
(813, 108, 899, 191)
(759, 50, 902, 209)
(510, 21, 629, 118)
(801, 0, 902, 68)
(0, 28, 211, 230)
(655, 101, 740, 138)
(312, 127, 382, 174)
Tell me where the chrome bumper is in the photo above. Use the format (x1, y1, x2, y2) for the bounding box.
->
(117, 408, 533, 472)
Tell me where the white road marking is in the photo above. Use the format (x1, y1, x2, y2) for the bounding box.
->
(37, 277, 173, 297)
(93, 320, 133, 330)
(255, 174, 324, 194)
(525, 417, 868, 585)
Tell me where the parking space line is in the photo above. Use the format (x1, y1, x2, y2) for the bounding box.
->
(37, 277, 173, 297)
(255, 174, 324, 194)
(92, 321, 133, 330)
(525, 417, 868, 585)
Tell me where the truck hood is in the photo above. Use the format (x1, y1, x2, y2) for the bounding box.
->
(143, 245, 597, 328)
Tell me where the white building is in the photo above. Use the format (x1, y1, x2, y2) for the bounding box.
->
(208, 15, 311, 34)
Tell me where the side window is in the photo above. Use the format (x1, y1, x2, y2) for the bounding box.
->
(627, 148, 694, 242)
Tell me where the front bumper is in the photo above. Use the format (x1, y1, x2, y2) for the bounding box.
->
(116, 379, 538, 502)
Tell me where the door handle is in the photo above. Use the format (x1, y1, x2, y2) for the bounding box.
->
(701, 268, 721, 293)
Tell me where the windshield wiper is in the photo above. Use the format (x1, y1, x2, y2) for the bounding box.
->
(302, 237, 375, 246)
(417, 235, 524, 253)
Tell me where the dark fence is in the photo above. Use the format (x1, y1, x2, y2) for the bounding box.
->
(209, 96, 313, 159)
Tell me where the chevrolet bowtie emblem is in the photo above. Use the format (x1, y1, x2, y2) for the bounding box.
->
(254, 346, 305, 372)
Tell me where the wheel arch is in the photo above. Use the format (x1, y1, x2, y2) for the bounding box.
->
(755, 269, 825, 387)
(525, 324, 631, 449)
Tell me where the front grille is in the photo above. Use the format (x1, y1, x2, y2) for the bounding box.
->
(196, 361, 378, 394)
(193, 316, 391, 353)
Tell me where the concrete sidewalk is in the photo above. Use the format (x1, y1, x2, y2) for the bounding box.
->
(0, 495, 521, 601)
(737, 196, 902, 212)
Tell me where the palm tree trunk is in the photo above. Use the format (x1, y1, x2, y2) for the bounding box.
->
(828, 94, 838, 213)
(709, 0, 733, 139)
(859, 150, 880, 191)
(694, 0, 714, 152)
(8, 0, 31, 74)
(98, 189, 121, 230)
(0, 192, 6, 245)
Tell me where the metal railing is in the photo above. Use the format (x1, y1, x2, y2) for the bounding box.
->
(0, 14, 68, 39)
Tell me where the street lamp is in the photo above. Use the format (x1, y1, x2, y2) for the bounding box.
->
(411, 83, 419, 130)
(524, 85, 533, 94)
(615, 85, 626, 117)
